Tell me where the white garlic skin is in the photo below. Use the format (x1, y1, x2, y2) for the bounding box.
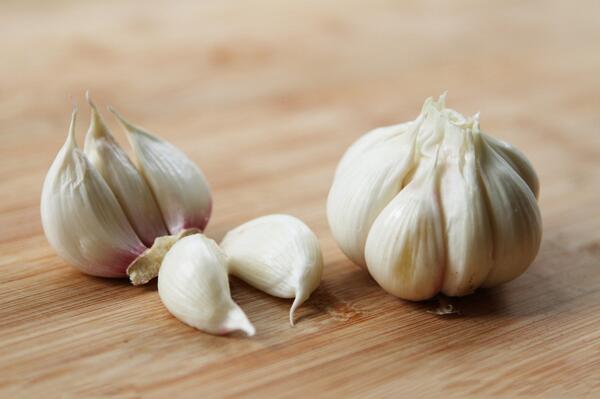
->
(83, 95, 168, 247)
(158, 234, 255, 336)
(40, 108, 147, 277)
(328, 94, 542, 300)
(220, 214, 323, 325)
(110, 108, 212, 235)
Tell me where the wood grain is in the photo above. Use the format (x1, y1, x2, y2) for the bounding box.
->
(1, 0, 599, 397)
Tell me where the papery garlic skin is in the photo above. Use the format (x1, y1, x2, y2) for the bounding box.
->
(158, 234, 255, 336)
(220, 214, 323, 325)
(328, 94, 542, 300)
(83, 94, 168, 247)
(41, 108, 147, 277)
(110, 108, 212, 235)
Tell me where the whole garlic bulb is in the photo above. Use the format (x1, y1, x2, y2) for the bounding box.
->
(220, 214, 323, 325)
(327, 94, 542, 300)
(158, 234, 255, 336)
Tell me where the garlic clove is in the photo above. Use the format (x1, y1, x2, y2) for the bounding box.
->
(438, 128, 494, 296)
(481, 133, 540, 198)
(158, 234, 255, 336)
(476, 134, 543, 287)
(83, 93, 168, 247)
(364, 159, 446, 300)
(220, 214, 323, 326)
(110, 108, 212, 235)
(327, 121, 421, 266)
(40, 107, 147, 277)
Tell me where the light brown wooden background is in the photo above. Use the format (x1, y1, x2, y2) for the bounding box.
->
(1, 1, 599, 397)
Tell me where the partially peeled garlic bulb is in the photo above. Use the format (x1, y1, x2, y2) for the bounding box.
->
(41, 97, 212, 282)
(327, 94, 542, 300)
(158, 234, 255, 336)
(220, 214, 323, 325)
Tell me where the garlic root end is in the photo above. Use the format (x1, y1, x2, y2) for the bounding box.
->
(127, 228, 200, 285)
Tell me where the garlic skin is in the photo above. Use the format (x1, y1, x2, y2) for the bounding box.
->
(83, 94, 168, 247)
(328, 94, 542, 299)
(158, 234, 255, 336)
(40, 107, 147, 277)
(110, 108, 212, 235)
(220, 214, 323, 325)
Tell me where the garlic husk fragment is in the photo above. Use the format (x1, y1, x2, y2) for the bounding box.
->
(158, 234, 255, 336)
(220, 214, 323, 326)
(40, 107, 147, 277)
(329, 94, 542, 300)
(83, 94, 168, 247)
(110, 108, 212, 235)
(126, 227, 200, 285)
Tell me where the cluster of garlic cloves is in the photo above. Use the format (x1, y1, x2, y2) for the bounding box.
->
(327, 94, 542, 300)
(40, 95, 212, 281)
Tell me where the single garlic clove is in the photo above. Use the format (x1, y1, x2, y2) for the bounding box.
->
(364, 158, 446, 300)
(438, 128, 494, 296)
(83, 93, 168, 247)
(110, 108, 212, 235)
(158, 234, 255, 336)
(481, 133, 540, 199)
(40, 107, 147, 277)
(327, 120, 421, 266)
(476, 134, 543, 287)
(220, 214, 323, 326)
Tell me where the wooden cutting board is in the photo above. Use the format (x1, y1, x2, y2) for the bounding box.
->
(1, 1, 599, 397)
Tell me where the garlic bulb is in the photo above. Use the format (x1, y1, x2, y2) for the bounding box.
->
(158, 234, 255, 336)
(220, 214, 323, 325)
(327, 94, 542, 300)
(41, 99, 211, 282)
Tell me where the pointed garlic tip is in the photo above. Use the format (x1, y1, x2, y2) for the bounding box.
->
(220, 214, 323, 326)
(109, 106, 212, 235)
(83, 98, 168, 247)
(328, 94, 542, 300)
(221, 306, 256, 337)
(66, 104, 78, 149)
(158, 234, 255, 336)
(289, 287, 309, 326)
(85, 90, 106, 139)
(41, 109, 146, 277)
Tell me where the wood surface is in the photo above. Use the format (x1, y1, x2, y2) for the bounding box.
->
(1, 0, 599, 397)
